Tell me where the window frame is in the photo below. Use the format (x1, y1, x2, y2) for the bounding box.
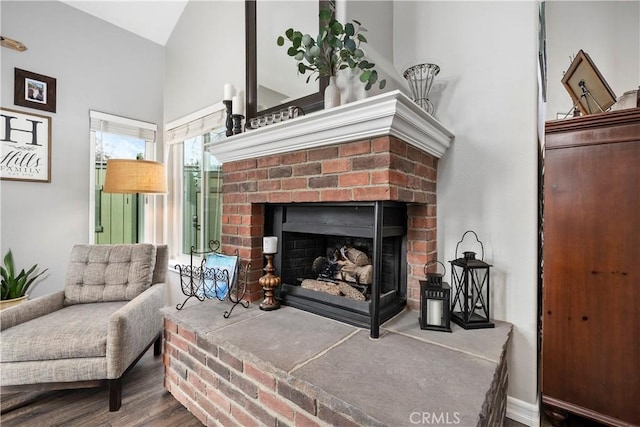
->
(165, 102, 227, 265)
(88, 110, 159, 244)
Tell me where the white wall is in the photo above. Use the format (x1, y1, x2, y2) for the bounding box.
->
(164, 0, 542, 417)
(164, 0, 245, 123)
(340, 0, 409, 101)
(545, 1, 640, 120)
(0, 1, 164, 298)
(394, 0, 541, 415)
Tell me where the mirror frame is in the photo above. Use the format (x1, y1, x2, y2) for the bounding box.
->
(245, 0, 332, 121)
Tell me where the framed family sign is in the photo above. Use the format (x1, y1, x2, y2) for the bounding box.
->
(1, 107, 52, 182)
(14, 68, 57, 113)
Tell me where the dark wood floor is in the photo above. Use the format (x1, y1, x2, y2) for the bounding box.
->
(0, 348, 202, 426)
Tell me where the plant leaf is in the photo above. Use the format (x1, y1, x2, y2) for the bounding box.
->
(331, 21, 343, 35)
(319, 8, 332, 22)
(345, 38, 356, 52)
(3, 250, 14, 279)
(353, 19, 362, 26)
(302, 34, 313, 47)
(379, 79, 387, 89)
(345, 23, 355, 37)
(357, 34, 368, 43)
(310, 46, 321, 57)
(360, 70, 372, 83)
(1, 249, 47, 300)
(368, 70, 378, 84)
(285, 28, 294, 39)
(318, 29, 327, 42)
(276, 36, 285, 46)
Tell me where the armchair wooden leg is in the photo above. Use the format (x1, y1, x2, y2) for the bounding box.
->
(109, 378, 122, 412)
(154, 334, 162, 356)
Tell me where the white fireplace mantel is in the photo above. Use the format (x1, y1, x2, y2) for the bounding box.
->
(206, 90, 454, 163)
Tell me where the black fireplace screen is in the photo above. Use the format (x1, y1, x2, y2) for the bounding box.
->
(266, 202, 407, 338)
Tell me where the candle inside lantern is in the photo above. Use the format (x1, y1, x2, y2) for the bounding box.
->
(263, 236, 278, 254)
(427, 299, 443, 325)
(224, 83, 235, 101)
(232, 95, 243, 115)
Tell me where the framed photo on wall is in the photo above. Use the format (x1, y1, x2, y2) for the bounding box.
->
(0, 107, 52, 182)
(14, 68, 57, 113)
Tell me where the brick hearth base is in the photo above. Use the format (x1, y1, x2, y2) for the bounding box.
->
(163, 302, 511, 427)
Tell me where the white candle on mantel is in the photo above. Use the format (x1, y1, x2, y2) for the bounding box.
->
(224, 83, 235, 101)
(263, 236, 278, 254)
(232, 95, 243, 115)
(427, 299, 443, 326)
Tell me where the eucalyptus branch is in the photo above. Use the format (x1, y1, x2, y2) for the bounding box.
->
(277, 8, 386, 91)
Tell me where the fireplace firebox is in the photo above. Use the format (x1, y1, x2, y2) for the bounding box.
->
(266, 202, 407, 338)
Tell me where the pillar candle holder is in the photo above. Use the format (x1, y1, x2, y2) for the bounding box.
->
(259, 254, 281, 311)
(223, 100, 233, 137)
(232, 114, 244, 135)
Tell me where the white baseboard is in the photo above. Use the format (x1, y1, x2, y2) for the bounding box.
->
(506, 396, 540, 427)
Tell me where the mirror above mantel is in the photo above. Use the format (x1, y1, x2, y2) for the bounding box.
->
(245, 0, 332, 121)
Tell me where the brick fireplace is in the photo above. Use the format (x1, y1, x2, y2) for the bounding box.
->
(207, 90, 454, 334)
(164, 93, 515, 427)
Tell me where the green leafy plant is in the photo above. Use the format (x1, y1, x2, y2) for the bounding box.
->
(277, 7, 386, 91)
(1, 249, 48, 300)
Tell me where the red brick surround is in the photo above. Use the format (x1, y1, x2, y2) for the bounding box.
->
(221, 135, 438, 309)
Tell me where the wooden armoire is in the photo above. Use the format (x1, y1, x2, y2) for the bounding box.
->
(542, 108, 640, 426)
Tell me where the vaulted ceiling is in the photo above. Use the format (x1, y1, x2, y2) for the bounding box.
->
(60, 0, 189, 46)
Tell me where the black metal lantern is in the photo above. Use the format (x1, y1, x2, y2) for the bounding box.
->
(449, 231, 494, 329)
(419, 261, 452, 332)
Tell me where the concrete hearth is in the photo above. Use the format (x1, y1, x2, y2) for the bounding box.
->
(163, 301, 512, 427)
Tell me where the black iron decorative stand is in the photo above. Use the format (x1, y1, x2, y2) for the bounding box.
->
(223, 100, 233, 137)
(175, 240, 249, 318)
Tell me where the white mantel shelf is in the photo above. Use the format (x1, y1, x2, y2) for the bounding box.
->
(206, 90, 455, 163)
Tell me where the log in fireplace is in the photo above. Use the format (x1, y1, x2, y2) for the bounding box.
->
(266, 202, 407, 337)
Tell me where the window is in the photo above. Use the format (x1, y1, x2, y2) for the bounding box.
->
(89, 111, 158, 244)
(166, 103, 226, 258)
(182, 132, 223, 254)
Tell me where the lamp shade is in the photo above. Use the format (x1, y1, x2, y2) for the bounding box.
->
(103, 159, 167, 194)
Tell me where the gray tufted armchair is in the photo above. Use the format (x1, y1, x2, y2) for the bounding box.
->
(0, 243, 168, 411)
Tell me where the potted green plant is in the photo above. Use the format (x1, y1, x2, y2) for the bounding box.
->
(0, 249, 47, 310)
(277, 6, 386, 108)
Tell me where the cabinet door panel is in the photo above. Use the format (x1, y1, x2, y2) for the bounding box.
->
(542, 140, 640, 425)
